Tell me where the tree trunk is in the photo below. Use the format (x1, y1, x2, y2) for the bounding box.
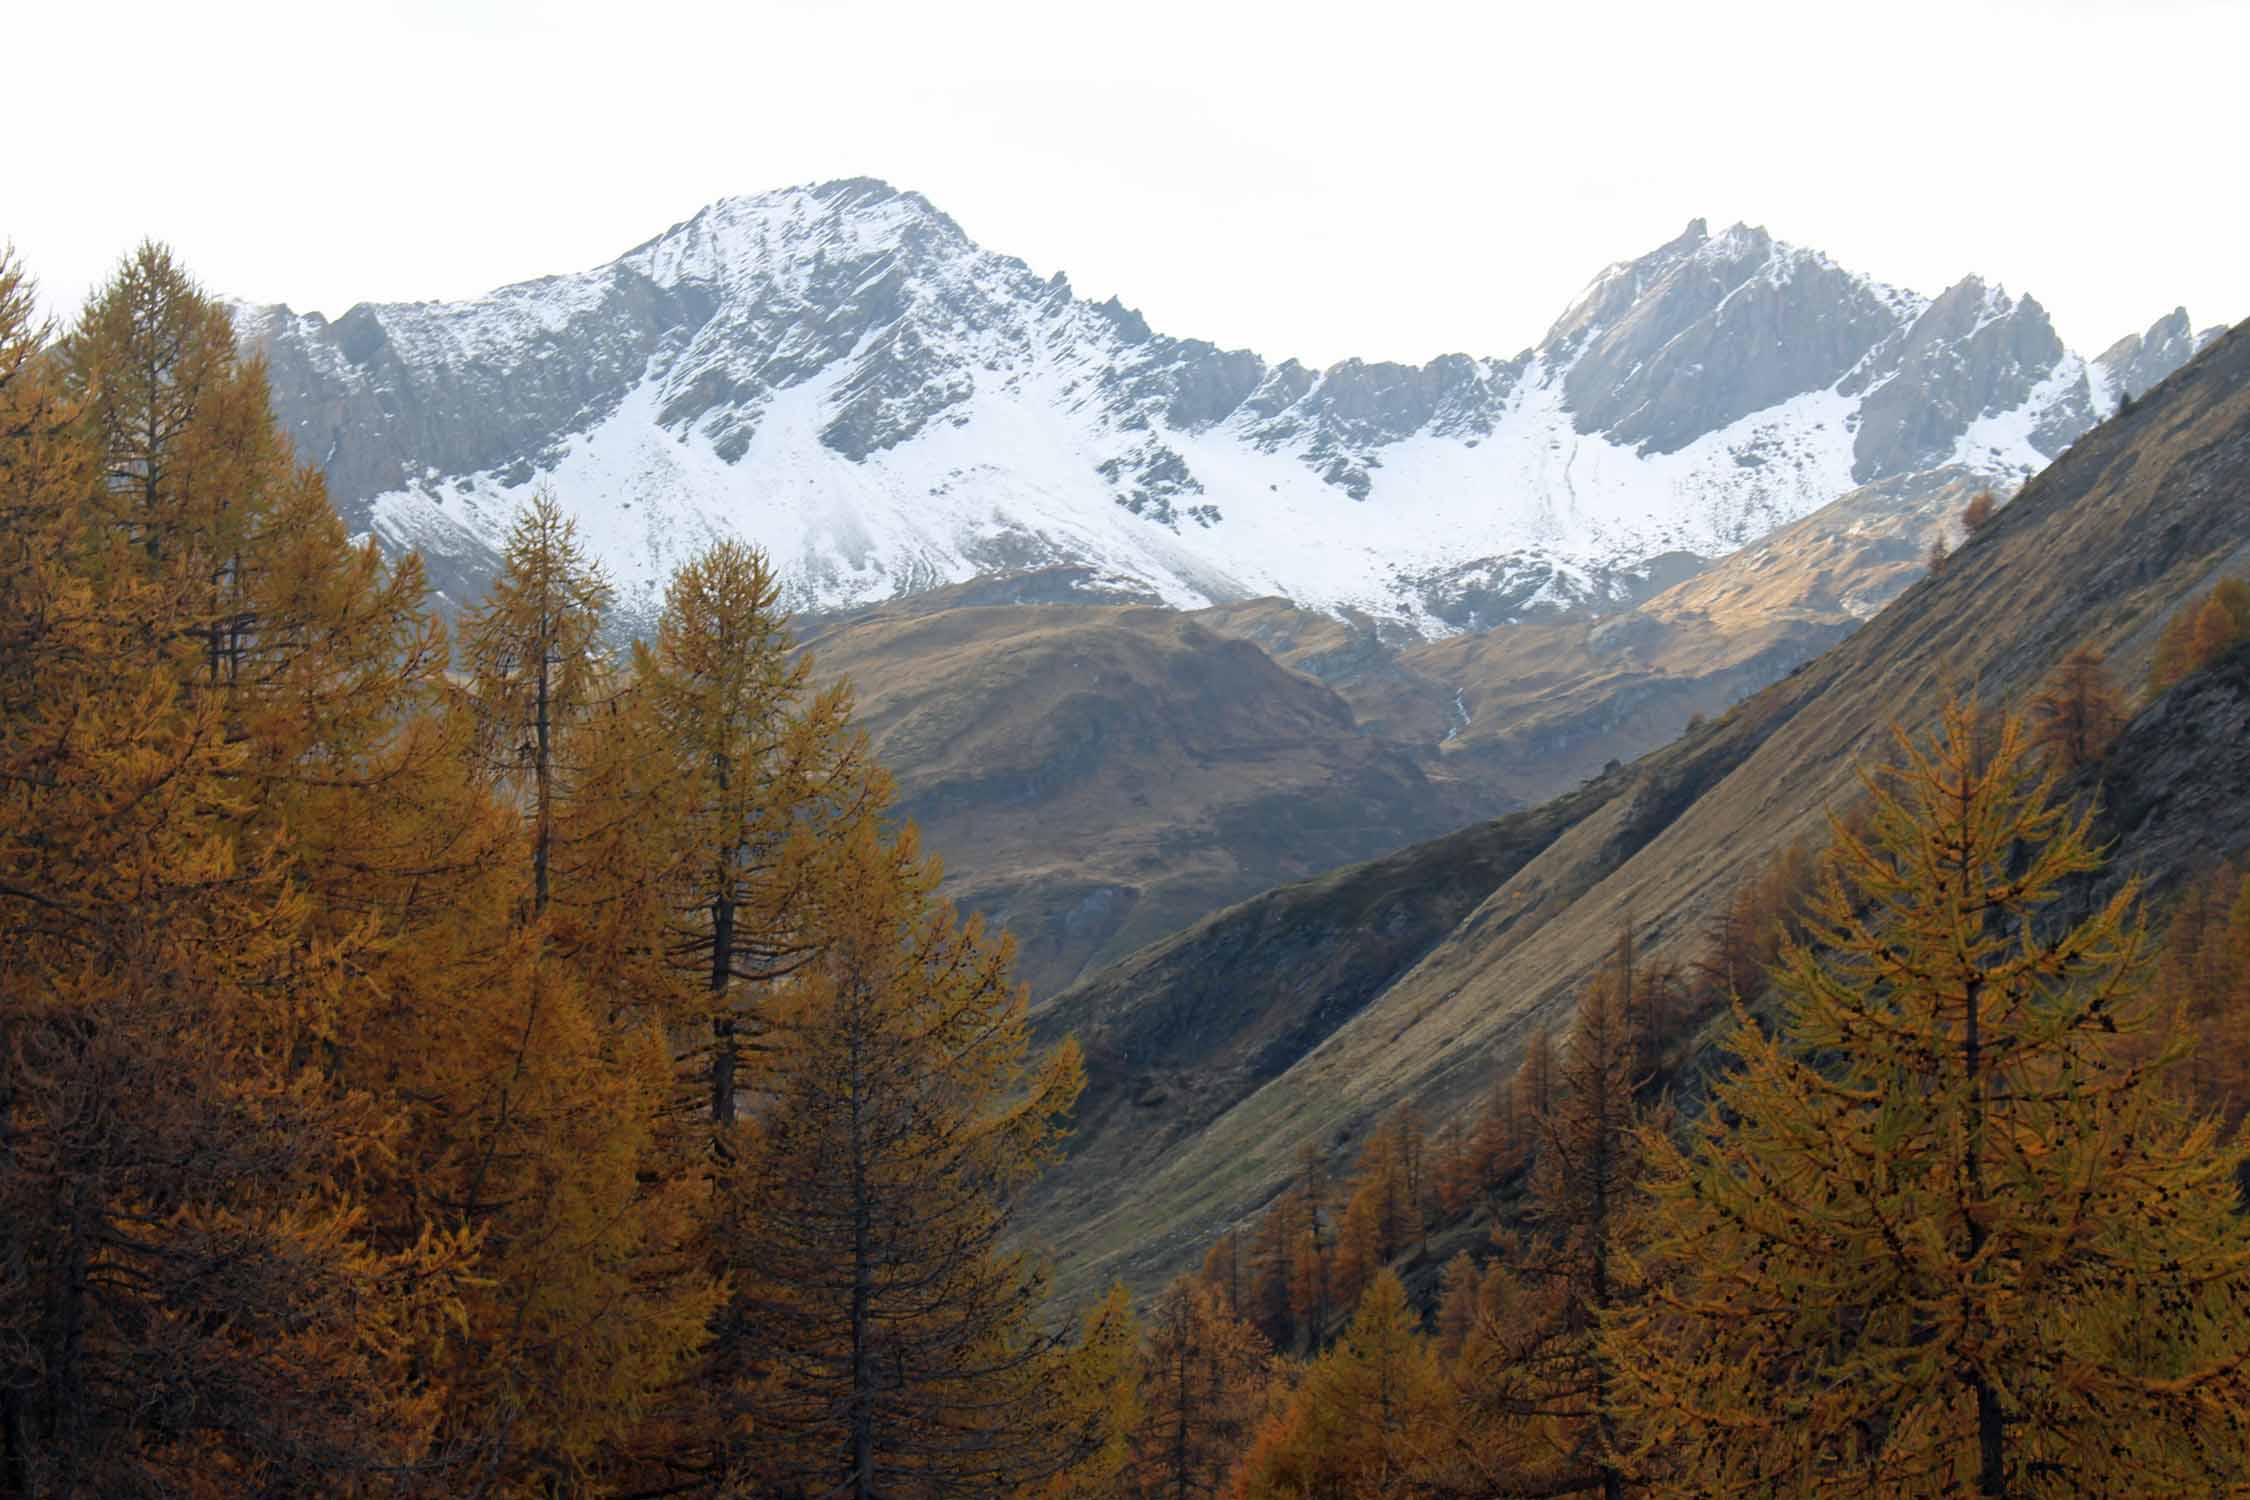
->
(1172, 1338, 1190, 1500)
(532, 630, 552, 917)
(848, 996, 876, 1500)
(708, 750, 735, 1126)
(1959, 800, 2005, 1497)
(709, 884, 735, 1127)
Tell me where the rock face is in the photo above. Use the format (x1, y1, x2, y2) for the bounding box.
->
(2094, 307, 2227, 403)
(234, 181, 2205, 632)
(1548, 220, 1910, 454)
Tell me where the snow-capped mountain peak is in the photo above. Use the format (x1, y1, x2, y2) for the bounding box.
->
(234, 181, 2213, 633)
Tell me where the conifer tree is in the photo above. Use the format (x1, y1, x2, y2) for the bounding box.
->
(1038, 1285, 1142, 1500)
(1607, 701, 2250, 1497)
(2148, 864, 2250, 1116)
(1389, 1102, 1429, 1251)
(1431, 1117, 1478, 1217)
(1332, 1185, 1387, 1312)
(1435, 1252, 1482, 1364)
(1201, 1229, 1249, 1318)
(2188, 581, 2250, 665)
(462, 487, 614, 914)
(642, 540, 892, 1126)
(2029, 644, 2123, 774)
(719, 821, 1086, 1498)
(1518, 1027, 1557, 1128)
(1328, 1102, 1434, 1314)
(61, 242, 278, 661)
(2150, 577, 2250, 696)
(1961, 488, 1999, 535)
(1282, 1145, 1335, 1338)
(1248, 1205, 1298, 1349)
(1233, 1273, 1446, 1500)
(1469, 1069, 1528, 1196)
(1125, 1279, 1269, 1500)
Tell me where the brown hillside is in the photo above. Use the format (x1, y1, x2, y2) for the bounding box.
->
(804, 599, 1504, 997)
(1028, 321, 2250, 1300)
(805, 469, 1991, 1001)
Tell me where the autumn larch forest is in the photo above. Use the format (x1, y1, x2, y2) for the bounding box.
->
(8, 241, 2250, 1498)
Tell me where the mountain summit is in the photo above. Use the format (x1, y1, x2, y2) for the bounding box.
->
(234, 180, 2214, 629)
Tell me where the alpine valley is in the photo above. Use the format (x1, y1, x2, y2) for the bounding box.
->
(22, 0, 2250, 1478)
(231, 180, 2223, 996)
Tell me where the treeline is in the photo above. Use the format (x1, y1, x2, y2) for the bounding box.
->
(1128, 698, 2250, 1498)
(0, 245, 1135, 1497)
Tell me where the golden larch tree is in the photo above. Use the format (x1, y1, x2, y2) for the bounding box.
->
(1124, 1278, 1270, 1500)
(1232, 1272, 1446, 1500)
(719, 820, 1086, 1498)
(461, 485, 615, 914)
(1961, 488, 1999, 535)
(2150, 577, 2250, 696)
(2028, 644, 2123, 774)
(642, 540, 892, 1126)
(1607, 700, 2250, 1497)
(1200, 1228, 1249, 1318)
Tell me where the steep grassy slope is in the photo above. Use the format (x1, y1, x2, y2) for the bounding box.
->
(1029, 771, 1627, 1233)
(2085, 642, 2250, 901)
(1028, 322, 2250, 1299)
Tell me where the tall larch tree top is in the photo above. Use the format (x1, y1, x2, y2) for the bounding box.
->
(462, 486, 614, 914)
(643, 539, 893, 1124)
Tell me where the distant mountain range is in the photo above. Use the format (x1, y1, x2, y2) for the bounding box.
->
(232, 178, 2219, 633)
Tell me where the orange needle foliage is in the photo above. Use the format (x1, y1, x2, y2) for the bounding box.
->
(1606, 701, 2250, 1497)
(0, 241, 1129, 1499)
(716, 823, 1086, 1497)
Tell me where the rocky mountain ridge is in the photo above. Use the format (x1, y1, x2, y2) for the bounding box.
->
(233, 179, 2217, 632)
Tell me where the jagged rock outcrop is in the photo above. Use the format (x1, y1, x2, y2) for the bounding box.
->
(2095, 306, 2226, 402)
(1549, 220, 1909, 453)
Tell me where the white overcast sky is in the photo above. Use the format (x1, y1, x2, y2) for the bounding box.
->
(12, 0, 2243, 366)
